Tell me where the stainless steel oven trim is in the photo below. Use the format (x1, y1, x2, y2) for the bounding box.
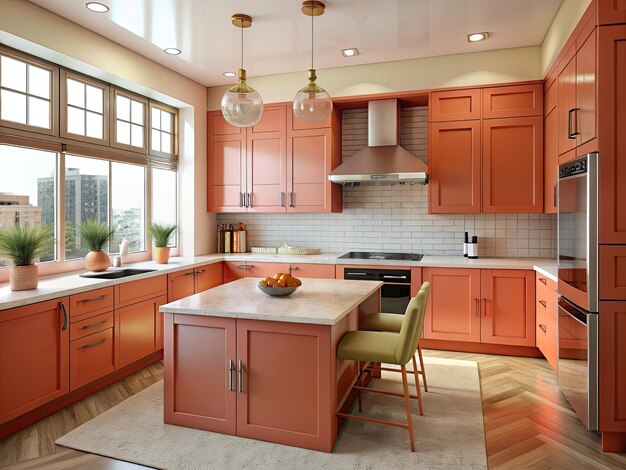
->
(557, 152, 599, 312)
(557, 296, 599, 431)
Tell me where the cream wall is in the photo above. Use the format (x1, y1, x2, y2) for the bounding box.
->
(207, 46, 542, 109)
(0, 0, 214, 256)
(541, 0, 592, 76)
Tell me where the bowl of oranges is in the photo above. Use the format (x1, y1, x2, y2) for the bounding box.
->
(257, 272, 302, 297)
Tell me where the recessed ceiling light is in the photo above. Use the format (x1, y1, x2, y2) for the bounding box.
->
(341, 48, 359, 57)
(467, 32, 489, 43)
(223, 71, 237, 77)
(85, 2, 109, 13)
(164, 48, 181, 55)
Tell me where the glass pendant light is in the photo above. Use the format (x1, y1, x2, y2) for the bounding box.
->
(221, 14, 263, 127)
(293, 1, 333, 123)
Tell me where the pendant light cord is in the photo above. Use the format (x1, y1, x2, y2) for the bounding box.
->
(241, 25, 244, 70)
(311, 4, 314, 70)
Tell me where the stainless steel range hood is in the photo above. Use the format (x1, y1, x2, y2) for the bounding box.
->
(329, 99, 428, 185)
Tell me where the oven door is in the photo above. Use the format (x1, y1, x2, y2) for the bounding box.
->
(557, 296, 598, 431)
(381, 284, 411, 314)
(557, 153, 598, 312)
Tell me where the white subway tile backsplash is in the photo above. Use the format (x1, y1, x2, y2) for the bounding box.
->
(217, 107, 557, 258)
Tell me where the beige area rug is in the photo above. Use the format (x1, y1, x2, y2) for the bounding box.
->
(56, 356, 487, 469)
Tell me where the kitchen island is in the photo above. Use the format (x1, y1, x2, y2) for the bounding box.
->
(159, 277, 382, 452)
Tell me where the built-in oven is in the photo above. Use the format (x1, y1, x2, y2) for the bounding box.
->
(557, 152, 598, 313)
(557, 296, 598, 430)
(343, 268, 411, 314)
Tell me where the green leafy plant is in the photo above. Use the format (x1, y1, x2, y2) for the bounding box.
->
(77, 220, 115, 252)
(148, 223, 177, 248)
(0, 224, 53, 266)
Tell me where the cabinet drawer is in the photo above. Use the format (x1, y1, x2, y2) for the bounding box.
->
(482, 84, 543, 118)
(536, 294, 558, 370)
(115, 275, 167, 308)
(430, 89, 481, 122)
(70, 328, 115, 391)
(70, 287, 114, 322)
(70, 311, 113, 340)
(536, 275, 557, 301)
(287, 264, 335, 279)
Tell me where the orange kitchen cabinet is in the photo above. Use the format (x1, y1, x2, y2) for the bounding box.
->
(423, 268, 482, 343)
(115, 295, 167, 368)
(410, 267, 423, 297)
(167, 268, 195, 302)
(600, 246, 626, 300)
(598, 25, 626, 244)
(558, 50, 578, 157)
(247, 262, 291, 279)
(544, 81, 558, 115)
(480, 270, 535, 347)
(69, 287, 114, 323)
(544, 106, 559, 213)
(195, 263, 223, 292)
(69, 311, 113, 341)
(599, 301, 626, 434)
(482, 117, 543, 213)
(286, 263, 335, 279)
(598, 0, 626, 26)
(535, 275, 558, 370)
(482, 84, 543, 119)
(0, 298, 70, 425)
(164, 314, 238, 435)
(429, 120, 481, 213)
(114, 275, 167, 309)
(223, 261, 249, 283)
(429, 89, 481, 122)
(70, 328, 114, 391)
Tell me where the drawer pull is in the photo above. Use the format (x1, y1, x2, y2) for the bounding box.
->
(288, 265, 299, 271)
(482, 298, 487, 317)
(81, 338, 107, 349)
(236, 264, 253, 269)
(228, 359, 234, 392)
(475, 298, 480, 317)
(184, 271, 196, 276)
(195, 269, 207, 274)
(538, 300, 547, 309)
(238, 360, 244, 393)
(79, 294, 108, 303)
(538, 278, 547, 285)
(80, 320, 107, 330)
(60, 302, 68, 331)
(538, 324, 547, 334)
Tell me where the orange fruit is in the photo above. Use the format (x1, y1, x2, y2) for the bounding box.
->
(292, 278, 302, 286)
(273, 273, 284, 280)
(267, 279, 275, 287)
(258, 280, 268, 287)
(276, 278, 287, 288)
(264, 277, 273, 283)
(280, 273, 291, 280)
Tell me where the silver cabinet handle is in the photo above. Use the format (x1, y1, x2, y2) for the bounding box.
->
(383, 275, 407, 280)
(228, 359, 234, 392)
(236, 264, 253, 269)
(239, 192, 244, 207)
(289, 192, 294, 208)
(78, 294, 108, 303)
(82, 338, 107, 349)
(243, 192, 248, 207)
(238, 360, 243, 393)
(248, 192, 253, 208)
(280, 191, 285, 207)
(195, 269, 206, 274)
(288, 265, 298, 271)
(347, 272, 367, 276)
(482, 298, 487, 316)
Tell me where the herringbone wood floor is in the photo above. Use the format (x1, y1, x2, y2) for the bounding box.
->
(2, 351, 625, 469)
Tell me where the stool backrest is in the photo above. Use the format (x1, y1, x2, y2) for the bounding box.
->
(394, 282, 430, 365)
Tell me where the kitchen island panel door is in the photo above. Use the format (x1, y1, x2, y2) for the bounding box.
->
(164, 314, 237, 435)
(236, 319, 333, 452)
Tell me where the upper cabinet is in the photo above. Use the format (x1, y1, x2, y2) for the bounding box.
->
(429, 83, 544, 214)
(598, 0, 626, 25)
(208, 105, 342, 213)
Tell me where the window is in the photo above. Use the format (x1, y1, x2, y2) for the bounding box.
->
(151, 168, 177, 246)
(0, 144, 57, 266)
(150, 104, 176, 156)
(111, 162, 145, 253)
(112, 89, 147, 152)
(61, 71, 108, 143)
(0, 50, 56, 134)
(64, 155, 109, 260)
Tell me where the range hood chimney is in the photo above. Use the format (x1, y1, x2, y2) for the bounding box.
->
(329, 99, 428, 185)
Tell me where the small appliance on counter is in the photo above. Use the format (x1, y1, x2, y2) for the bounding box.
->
(217, 223, 247, 253)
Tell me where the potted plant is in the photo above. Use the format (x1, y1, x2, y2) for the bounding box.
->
(148, 223, 177, 264)
(0, 224, 53, 291)
(77, 220, 115, 272)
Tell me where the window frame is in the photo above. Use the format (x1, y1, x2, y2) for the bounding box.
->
(60, 69, 110, 146)
(110, 87, 149, 155)
(149, 101, 178, 160)
(0, 45, 59, 137)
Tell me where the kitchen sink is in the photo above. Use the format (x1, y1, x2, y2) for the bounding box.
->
(79, 268, 156, 279)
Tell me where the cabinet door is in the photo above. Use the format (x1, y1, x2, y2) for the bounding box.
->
(194, 263, 223, 293)
(429, 121, 481, 213)
(287, 127, 332, 212)
(422, 268, 481, 343)
(114, 275, 167, 309)
(247, 106, 287, 212)
(598, 1, 626, 26)
(236, 319, 332, 451)
(167, 268, 195, 302)
(482, 84, 543, 119)
(223, 262, 248, 283)
(69, 287, 114, 323)
(115, 295, 164, 368)
(70, 328, 114, 391)
(536, 276, 558, 370)
(599, 302, 626, 431)
(544, 109, 558, 213)
(287, 263, 335, 279)
(598, 26, 626, 244)
(429, 89, 481, 122)
(208, 112, 246, 212)
(558, 54, 578, 156)
(482, 117, 543, 213)
(600, 246, 626, 300)
(155, 295, 169, 350)
(163, 314, 237, 435)
(247, 262, 291, 279)
(0, 298, 70, 424)
(576, 28, 596, 148)
(480, 270, 535, 347)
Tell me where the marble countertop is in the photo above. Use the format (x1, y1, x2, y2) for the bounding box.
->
(159, 277, 383, 325)
(533, 264, 558, 282)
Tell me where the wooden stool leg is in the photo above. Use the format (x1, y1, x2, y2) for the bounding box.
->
(401, 365, 416, 452)
(418, 345, 428, 392)
(411, 356, 424, 416)
(356, 361, 363, 413)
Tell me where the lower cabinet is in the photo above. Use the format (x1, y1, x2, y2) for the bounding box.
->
(168, 263, 224, 302)
(224, 261, 335, 282)
(70, 327, 115, 391)
(0, 298, 70, 425)
(535, 275, 558, 370)
(423, 268, 535, 347)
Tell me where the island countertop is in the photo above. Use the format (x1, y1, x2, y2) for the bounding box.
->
(159, 277, 383, 325)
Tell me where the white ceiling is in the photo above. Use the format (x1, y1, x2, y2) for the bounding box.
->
(29, 0, 563, 87)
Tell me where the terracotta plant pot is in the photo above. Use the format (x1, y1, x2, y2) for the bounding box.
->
(9, 265, 39, 291)
(154, 247, 171, 264)
(85, 250, 111, 272)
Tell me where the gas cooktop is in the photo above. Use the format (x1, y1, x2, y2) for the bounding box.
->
(338, 252, 423, 262)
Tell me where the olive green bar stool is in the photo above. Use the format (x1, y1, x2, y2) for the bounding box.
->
(336, 282, 430, 452)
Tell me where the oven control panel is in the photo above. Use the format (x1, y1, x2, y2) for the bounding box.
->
(559, 158, 588, 178)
